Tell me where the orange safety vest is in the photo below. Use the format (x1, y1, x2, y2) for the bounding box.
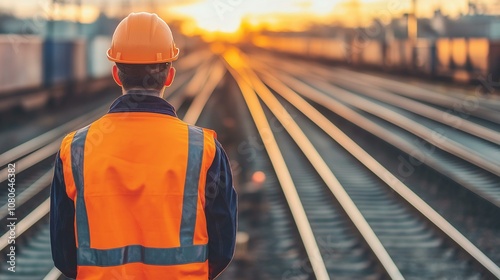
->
(59, 112, 217, 279)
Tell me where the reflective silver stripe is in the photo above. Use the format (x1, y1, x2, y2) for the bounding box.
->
(77, 244, 208, 266)
(180, 126, 204, 245)
(71, 125, 91, 248)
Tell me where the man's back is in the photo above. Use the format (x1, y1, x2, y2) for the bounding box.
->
(51, 94, 237, 279)
(51, 12, 236, 280)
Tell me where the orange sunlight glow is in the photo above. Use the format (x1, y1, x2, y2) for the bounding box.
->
(162, 0, 483, 41)
(2, 0, 492, 31)
(166, 0, 342, 40)
(51, 3, 100, 24)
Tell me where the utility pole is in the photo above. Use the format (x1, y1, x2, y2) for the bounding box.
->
(408, 0, 418, 70)
(468, 0, 476, 14)
(76, 0, 83, 35)
(47, 0, 57, 39)
(408, 0, 417, 42)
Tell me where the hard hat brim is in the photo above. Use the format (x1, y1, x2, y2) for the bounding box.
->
(106, 48, 180, 64)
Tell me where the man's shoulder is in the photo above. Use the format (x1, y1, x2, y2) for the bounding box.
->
(181, 121, 218, 140)
(201, 127, 217, 140)
(59, 119, 98, 154)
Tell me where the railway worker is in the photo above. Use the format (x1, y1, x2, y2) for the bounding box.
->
(49, 12, 237, 280)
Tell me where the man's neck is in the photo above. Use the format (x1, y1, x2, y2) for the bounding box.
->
(123, 88, 163, 97)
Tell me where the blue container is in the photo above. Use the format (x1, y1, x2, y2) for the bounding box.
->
(43, 39, 75, 87)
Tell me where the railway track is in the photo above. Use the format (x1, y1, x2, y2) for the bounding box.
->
(0, 52, 225, 279)
(252, 55, 500, 267)
(256, 55, 500, 207)
(224, 48, 500, 279)
(0, 46, 499, 279)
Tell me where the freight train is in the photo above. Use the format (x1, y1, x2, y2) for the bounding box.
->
(0, 31, 200, 113)
(252, 35, 500, 84)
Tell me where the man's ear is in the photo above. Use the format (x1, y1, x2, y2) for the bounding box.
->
(164, 67, 176, 87)
(112, 65, 122, 86)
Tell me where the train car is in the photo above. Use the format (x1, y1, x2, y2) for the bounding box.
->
(0, 36, 43, 93)
(253, 35, 268, 49)
(486, 41, 500, 82)
(86, 36, 114, 93)
(449, 38, 471, 82)
(0, 36, 47, 111)
(73, 39, 88, 95)
(435, 38, 452, 78)
(309, 38, 328, 60)
(43, 38, 89, 101)
(251, 34, 500, 85)
(324, 38, 349, 62)
(0, 35, 101, 112)
(0, 25, 206, 113)
(414, 39, 436, 76)
(289, 36, 310, 56)
(468, 38, 489, 78)
(386, 40, 413, 71)
(253, 35, 305, 57)
(87, 36, 112, 79)
(358, 40, 385, 67)
(308, 37, 347, 62)
(435, 38, 498, 82)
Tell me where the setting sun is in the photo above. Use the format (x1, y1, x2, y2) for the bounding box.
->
(1, 0, 495, 35)
(166, 0, 343, 37)
(161, 0, 493, 39)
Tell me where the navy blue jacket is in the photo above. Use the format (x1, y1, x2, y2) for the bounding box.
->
(50, 94, 238, 279)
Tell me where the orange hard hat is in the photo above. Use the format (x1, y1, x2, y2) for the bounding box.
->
(107, 12, 180, 64)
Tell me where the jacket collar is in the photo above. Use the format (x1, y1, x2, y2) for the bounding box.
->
(108, 92, 177, 117)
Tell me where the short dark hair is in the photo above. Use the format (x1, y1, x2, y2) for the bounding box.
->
(115, 63, 170, 91)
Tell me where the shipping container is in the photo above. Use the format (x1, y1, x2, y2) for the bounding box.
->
(43, 39, 75, 86)
(436, 38, 451, 74)
(88, 36, 112, 78)
(415, 39, 436, 75)
(0, 35, 43, 93)
(468, 38, 489, 77)
(360, 40, 384, 66)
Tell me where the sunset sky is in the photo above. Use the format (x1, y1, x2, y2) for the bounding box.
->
(167, 0, 471, 31)
(1, 0, 499, 31)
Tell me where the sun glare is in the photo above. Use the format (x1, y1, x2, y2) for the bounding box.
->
(167, 0, 343, 39)
(169, 1, 243, 35)
(51, 3, 100, 24)
(164, 0, 480, 40)
(3, 0, 491, 31)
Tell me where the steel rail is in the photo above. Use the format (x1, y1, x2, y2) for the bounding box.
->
(270, 68, 500, 207)
(315, 67, 500, 145)
(0, 198, 50, 251)
(0, 169, 52, 221)
(0, 103, 109, 168)
(256, 67, 500, 278)
(232, 54, 404, 280)
(184, 60, 226, 124)
(223, 50, 330, 280)
(308, 76, 500, 176)
(256, 54, 500, 124)
(258, 59, 500, 176)
(333, 67, 500, 124)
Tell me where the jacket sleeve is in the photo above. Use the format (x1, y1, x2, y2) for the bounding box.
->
(50, 151, 77, 279)
(205, 140, 238, 280)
